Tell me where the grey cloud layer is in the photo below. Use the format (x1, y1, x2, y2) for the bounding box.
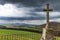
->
(0, 0, 60, 11)
(0, 0, 46, 6)
(0, 0, 60, 20)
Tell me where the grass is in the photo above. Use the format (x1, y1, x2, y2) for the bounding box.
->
(56, 37, 60, 40)
(0, 29, 59, 40)
(0, 29, 41, 40)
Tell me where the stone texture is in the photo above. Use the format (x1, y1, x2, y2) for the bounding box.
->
(40, 28, 55, 40)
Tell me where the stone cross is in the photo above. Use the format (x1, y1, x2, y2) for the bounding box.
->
(43, 4, 52, 29)
(40, 4, 55, 40)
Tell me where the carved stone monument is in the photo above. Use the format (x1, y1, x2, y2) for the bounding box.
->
(40, 4, 55, 40)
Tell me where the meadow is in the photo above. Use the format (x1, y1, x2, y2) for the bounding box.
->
(0, 29, 59, 40)
(0, 29, 41, 40)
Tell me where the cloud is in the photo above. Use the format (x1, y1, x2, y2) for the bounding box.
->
(0, 3, 35, 17)
(0, 4, 60, 20)
(0, 20, 46, 25)
(0, 0, 60, 11)
(0, 18, 60, 25)
(0, 0, 46, 7)
(0, 3, 45, 20)
(0, 0, 60, 25)
(50, 18, 60, 22)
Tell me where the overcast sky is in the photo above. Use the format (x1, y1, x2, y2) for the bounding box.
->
(0, 0, 60, 25)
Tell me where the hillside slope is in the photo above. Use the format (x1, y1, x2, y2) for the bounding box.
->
(34, 22, 60, 31)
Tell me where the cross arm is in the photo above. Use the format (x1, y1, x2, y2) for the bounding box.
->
(43, 9, 53, 11)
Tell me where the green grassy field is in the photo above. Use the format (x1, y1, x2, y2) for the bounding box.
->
(0, 29, 41, 40)
(0, 29, 59, 40)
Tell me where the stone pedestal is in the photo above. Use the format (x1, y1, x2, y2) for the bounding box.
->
(40, 28, 55, 40)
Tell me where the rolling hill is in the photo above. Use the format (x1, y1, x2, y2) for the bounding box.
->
(34, 22, 60, 31)
(0, 22, 60, 33)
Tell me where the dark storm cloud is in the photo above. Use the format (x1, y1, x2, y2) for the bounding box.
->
(0, 0, 60, 11)
(0, 0, 47, 12)
(0, 0, 60, 20)
(0, 0, 60, 10)
(0, 0, 47, 7)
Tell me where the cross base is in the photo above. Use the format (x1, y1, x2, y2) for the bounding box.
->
(40, 28, 56, 40)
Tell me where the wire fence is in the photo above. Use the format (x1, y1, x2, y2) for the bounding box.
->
(0, 29, 41, 40)
(0, 33, 41, 40)
(0, 34, 21, 40)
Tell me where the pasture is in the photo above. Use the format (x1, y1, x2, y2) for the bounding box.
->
(0, 29, 41, 40)
(0, 29, 59, 40)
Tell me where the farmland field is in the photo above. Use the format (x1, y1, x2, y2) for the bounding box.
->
(0, 29, 59, 40)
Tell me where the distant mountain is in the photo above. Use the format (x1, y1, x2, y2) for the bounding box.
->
(3, 23, 37, 27)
